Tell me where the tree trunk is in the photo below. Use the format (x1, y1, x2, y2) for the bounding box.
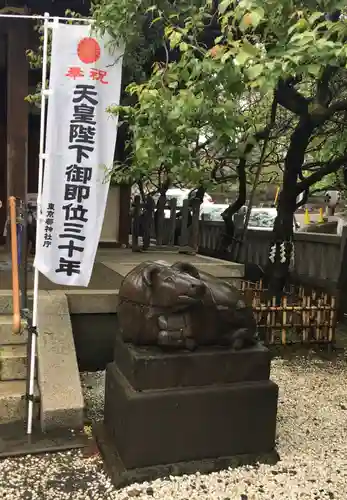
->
(265, 192, 297, 299)
(265, 118, 314, 298)
(220, 158, 247, 255)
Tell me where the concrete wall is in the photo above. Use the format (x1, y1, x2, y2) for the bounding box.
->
(198, 221, 343, 290)
(70, 313, 117, 372)
(100, 185, 120, 244)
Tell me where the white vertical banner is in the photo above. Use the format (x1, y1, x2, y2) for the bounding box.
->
(34, 22, 123, 286)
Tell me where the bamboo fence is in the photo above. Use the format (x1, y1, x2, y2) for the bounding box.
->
(240, 280, 337, 345)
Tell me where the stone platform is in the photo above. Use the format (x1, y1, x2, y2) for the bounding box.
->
(0, 248, 244, 314)
(95, 339, 279, 487)
(113, 335, 272, 390)
(0, 421, 89, 458)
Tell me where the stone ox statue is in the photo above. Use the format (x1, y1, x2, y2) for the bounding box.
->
(117, 260, 257, 350)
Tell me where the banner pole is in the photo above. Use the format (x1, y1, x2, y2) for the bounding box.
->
(0, 13, 93, 23)
(27, 11, 51, 436)
(33, 22, 122, 287)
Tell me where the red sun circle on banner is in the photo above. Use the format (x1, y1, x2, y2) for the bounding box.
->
(77, 37, 101, 64)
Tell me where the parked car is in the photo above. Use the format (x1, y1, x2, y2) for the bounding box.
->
(201, 205, 300, 230)
(159, 188, 214, 219)
(200, 204, 229, 221)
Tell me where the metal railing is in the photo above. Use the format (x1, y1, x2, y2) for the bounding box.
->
(8, 195, 37, 436)
(9, 196, 21, 334)
(8, 196, 28, 334)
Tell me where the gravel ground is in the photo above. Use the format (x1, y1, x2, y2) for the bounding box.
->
(1, 354, 347, 500)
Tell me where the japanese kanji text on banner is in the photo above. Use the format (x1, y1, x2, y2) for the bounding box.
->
(34, 23, 123, 286)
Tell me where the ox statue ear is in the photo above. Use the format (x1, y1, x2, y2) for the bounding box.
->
(142, 263, 161, 287)
(172, 262, 200, 279)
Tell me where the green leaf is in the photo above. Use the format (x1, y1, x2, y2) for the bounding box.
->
(239, 7, 265, 30)
(221, 51, 232, 63)
(247, 63, 263, 79)
(235, 49, 251, 66)
(150, 17, 162, 27)
(251, 7, 265, 26)
(309, 11, 324, 25)
(169, 30, 182, 48)
(214, 35, 224, 44)
(296, 19, 309, 31)
(307, 64, 321, 76)
(219, 0, 230, 15)
(288, 22, 300, 35)
(242, 40, 258, 56)
(290, 31, 315, 46)
(94, 0, 347, 196)
(239, 15, 251, 32)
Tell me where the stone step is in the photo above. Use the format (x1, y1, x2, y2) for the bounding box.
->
(0, 344, 32, 381)
(0, 380, 39, 424)
(0, 315, 28, 344)
(0, 291, 13, 315)
(0, 289, 121, 314)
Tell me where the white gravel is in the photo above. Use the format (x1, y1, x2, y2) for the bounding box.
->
(1, 354, 347, 499)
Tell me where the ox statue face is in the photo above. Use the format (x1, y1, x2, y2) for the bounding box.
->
(118, 260, 257, 350)
(142, 261, 206, 309)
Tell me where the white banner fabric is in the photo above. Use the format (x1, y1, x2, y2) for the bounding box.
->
(34, 23, 123, 286)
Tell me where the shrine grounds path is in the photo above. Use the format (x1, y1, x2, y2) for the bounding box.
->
(0, 248, 346, 499)
(1, 343, 347, 499)
(0, 247, 244, 291)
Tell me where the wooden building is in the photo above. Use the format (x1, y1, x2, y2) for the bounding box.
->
(0, 0, 130, 245)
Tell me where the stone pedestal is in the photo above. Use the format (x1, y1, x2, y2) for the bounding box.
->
(95, 337, 279, 487)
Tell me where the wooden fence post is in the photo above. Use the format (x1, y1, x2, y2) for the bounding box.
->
(155, 196, 166, 246)
(337, 224, 347, 318)
(131, 195, 141, 252)
(142, 195, 154, 250)
(168, 198, 177, 246)
(189, 199, 200, 254)
(179, 199, 190, 249)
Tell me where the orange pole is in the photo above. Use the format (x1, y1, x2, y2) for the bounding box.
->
(274, 187, 280, 206)
(9, 196, 21, 334)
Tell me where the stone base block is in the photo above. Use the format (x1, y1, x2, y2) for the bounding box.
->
(114, 336, 271, 391)
(103, 362, 278, 470)
(94, 421, 279, 489)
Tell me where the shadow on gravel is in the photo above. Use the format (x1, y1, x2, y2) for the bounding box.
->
(269, 344, 344, 363)
(266, 321, 347, 363)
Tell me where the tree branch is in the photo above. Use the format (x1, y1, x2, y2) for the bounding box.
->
(222, 157, 247, 217)
(316, 66, 337, 106)
(295, 170, 309, 210)
(322, 99, 347, 119)
(276, 78, 310, 116)
(302, 160, 325, 171)
(296, 189, 309, 209)
(298, 154, 347, 191)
